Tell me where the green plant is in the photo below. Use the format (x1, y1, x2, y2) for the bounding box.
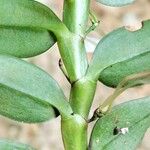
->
(0, 0, 149, 149)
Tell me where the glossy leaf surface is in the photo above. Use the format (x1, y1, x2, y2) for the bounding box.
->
(90, 96, 150, 150)
(99, 52, 150, 87)
(0, 55, 72, 123)
(0, 139, 34, 150)
(0, 26, 56, 58)
(97, 0, 136, 7)
(87, 20, 150, 81)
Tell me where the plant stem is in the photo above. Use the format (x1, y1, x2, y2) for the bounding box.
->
(57, 33, 88, 82)
(60, 0, 93, 149)
(70, 78, 97, 118)
(61, 114, 88, 150)
(63, 0, 90, 36)
(61, 78, 96, 150)
(57, 0, 90, 82)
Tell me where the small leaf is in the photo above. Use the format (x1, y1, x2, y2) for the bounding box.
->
(97, 0, 136, 7)
(87, 20, 150, 81)
(99, 52, 150, 87)
(0, 139, 34, 150)
(0, 26, 56, 58)
(90, 96, 150, 150)
(0, 55, 72, 123)
(0, 0, 64, 33)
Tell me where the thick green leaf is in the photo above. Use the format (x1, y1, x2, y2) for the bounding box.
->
(0, 55, 72, 123)
(87, 20, 150, 81)
(0, 0, 64, 33)
(0, 139, 34, 150)
(0, 26, 56, 58)
(90, 96, 150, 150)
(99, 52, 150, 87)
(97, 0, 136, 7)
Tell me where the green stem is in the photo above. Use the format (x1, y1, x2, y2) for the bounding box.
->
(60, 1, 93, 149)
(62, 79, 96, 150)
(56, 0, 90, 82)
(63, 0, 90, 36)
(61, 78, 96, 150)
(61, 114, 88, 150)
(70, 77, 97, 118)
(57, 32, 88, 82)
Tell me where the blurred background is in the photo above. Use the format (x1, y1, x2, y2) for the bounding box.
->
(0, 0, 150, 149)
